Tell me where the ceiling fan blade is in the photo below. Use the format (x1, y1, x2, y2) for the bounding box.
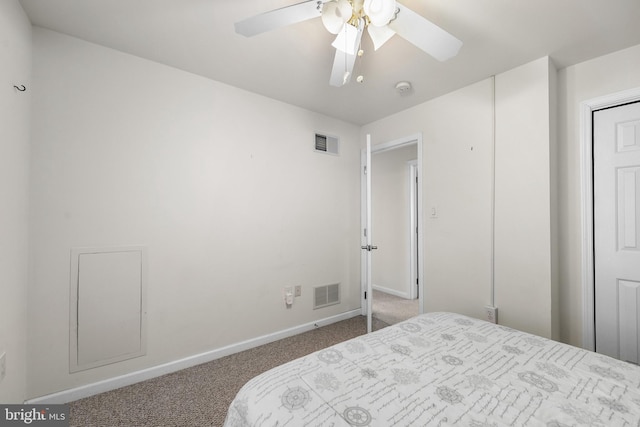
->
(329, 49, 357, 87)
(235, 1, 325, 37)
(388, 4, 462, 61)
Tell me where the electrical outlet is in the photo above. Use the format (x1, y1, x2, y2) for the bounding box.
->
(484, 306, 498, 324)
(283, 286, 293, 307)
(0, 352, 6, 383)
(294, 285, 302, 297)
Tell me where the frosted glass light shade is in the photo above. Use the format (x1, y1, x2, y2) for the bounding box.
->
(332, 23, 360, 55)
(363, 0, 396, 27)
(367, 24, 395, 50)
(322, 0, 353, 34)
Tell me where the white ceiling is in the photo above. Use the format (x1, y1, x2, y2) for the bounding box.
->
(18, 0, 640, 125)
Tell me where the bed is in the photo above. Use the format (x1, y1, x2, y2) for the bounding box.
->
(224, 312, 640, 426)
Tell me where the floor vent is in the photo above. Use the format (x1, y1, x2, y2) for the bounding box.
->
(314, 283, 340, 309)
(315, 133, 339, 155)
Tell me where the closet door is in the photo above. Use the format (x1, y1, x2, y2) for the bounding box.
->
(594, 102, 640, 363)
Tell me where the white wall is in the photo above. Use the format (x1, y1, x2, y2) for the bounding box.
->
(362, 80, 495, 320)
(494, 57, 558, 339)
(28, 28, 361, 399)
(362, 59, 559, 336)
(0, 0, 31, 403)
(21, 14, 640, 400)
(558, 43, 640, 346)
(371, 144, 417, 297)
(363, 45, 640, 344)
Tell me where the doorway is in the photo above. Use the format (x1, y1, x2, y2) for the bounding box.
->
(360, 134, 424, 331)
(580, 88, 640, 353)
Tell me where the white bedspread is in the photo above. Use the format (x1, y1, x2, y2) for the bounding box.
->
(224, 312, 640, 426)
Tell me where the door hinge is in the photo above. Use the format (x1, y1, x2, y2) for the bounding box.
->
(364, 291, 367, 299)
(363, 165, 367, 175)
(364, 228, 367, 237)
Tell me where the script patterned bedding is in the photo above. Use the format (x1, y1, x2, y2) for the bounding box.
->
(224, 312, 640, 426)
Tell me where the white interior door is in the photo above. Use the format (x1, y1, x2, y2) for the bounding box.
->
(594, 101, 640, 362)
(361, 134, 424, 332)
(363, 135, 374, 333)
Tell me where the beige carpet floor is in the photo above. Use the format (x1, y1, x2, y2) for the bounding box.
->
(68, 297, 418, 426)
(69, 315, 390, 427)
(372, 289, 419, 327)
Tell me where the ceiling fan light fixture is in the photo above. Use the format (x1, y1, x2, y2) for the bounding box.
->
(363, 0, 397, 27)
(332, 22, 360, 55)
(367, 24, 395, 50)
(321, 0, 353, 34)
(235, 0, 462, 88)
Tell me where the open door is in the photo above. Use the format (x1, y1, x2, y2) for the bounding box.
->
(361, 134, 424, 333)
(362, 135, 376, 333)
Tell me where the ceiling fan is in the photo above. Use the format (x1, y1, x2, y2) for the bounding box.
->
(234, 0, 463, 87)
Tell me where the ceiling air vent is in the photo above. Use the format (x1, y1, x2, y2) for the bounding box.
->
(315, 133, 339, 155)
(314, 283, 340, 309)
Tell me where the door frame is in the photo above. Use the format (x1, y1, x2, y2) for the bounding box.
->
(360, 133, 424, 316)
(580, 87, 640, 351)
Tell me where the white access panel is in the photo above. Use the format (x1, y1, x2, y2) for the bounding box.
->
(70, 246, 147, 372)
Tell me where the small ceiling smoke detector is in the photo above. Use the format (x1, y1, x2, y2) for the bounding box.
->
(395, 81, 413, 96)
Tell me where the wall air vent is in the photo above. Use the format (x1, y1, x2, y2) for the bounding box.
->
(315, 133, 339, 155)
(314, 283, 340, 309)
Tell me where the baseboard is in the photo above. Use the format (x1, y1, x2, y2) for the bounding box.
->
(25, 309, 362, 404)
(372, 284, 410, 299)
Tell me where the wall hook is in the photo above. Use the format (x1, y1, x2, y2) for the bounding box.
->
(14, 85, 26, 91)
